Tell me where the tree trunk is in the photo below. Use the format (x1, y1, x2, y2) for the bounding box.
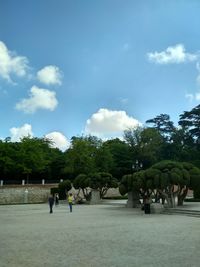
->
(127, 190, 140, 208)
(170, 193, 176, 208)
(178, 187, 188, 206)
(90, 190, 100, 204)
(158, 190, 176, 208)
(132, 190, 140, 208)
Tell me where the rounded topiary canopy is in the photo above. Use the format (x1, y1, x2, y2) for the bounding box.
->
(58, 179, 72, 192)
(119, 160, 200, 194)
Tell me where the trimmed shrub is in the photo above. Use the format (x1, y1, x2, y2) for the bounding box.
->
(58, 179, 72, 199)
(50, 187, 59, 196)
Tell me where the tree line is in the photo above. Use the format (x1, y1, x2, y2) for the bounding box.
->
(0, 104, 199, 184)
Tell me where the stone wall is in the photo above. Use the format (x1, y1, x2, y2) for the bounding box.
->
(0, 185, 54, 204)
(0, 185, 121, 205)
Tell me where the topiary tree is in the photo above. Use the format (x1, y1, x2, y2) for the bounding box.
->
(89, 172, 118, 198)
(73, 174, 91, 201)
(73, 172, 118, 201)
(119, 160, 200, 208)
(58, 179, 72, 199)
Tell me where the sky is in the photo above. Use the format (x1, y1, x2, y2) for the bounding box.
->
(0, 0, 200, 151)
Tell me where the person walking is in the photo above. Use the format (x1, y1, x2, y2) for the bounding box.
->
(68, 193, 73, 212)
(48, 194, 54, 214)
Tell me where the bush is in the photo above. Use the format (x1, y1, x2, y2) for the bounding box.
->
(58, 180, 72, 199)
(194, 189, 200, 199)
(50, 187, 59, 196)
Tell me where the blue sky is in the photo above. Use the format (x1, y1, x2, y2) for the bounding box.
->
(0, 0, 200, 150)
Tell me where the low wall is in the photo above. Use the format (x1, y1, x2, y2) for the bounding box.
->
(0, 185, 121, 205)
(0, 185, 54, 204)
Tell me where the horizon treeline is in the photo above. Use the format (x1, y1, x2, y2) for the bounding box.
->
(0, 104, 199, 184)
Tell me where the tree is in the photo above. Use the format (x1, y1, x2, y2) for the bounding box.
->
(124, 127, 165, 169)
(0, 141, 22, 181)
(73, 172, 118, 201)
(146, 114, 176, 140)
(179, 104, 200, 142)
(139, 128, 165, 166)
(64, 136, 101, 178)
(73, 174, 91, 201)
(18, 137, 52, 183)
(119, 160, 200, 208)
(94, 145, 114, 173)
(89, 172, 118, 198)
(58, 180, 72, 199)
(104, 138, 132, 179)
(178, 105, 200, 167)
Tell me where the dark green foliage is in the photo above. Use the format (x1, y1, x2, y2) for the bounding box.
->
(184, 198, 200, 202)
(58, 180, 72, 199)
(89, 172, 118, 198)
(146, 114, 175, 136)
(159, 173, 168, 189)
(50, 187, 59, 195)
(104, 138, 132, 179)
(119, 184, 127, 196)
(119, 160, 200, 207)
(74, 172, 118, 199)
(193, 189, 200, 199)
(189, 167, 200, 189)
(179, 104, 200, 140)
(153, 174, 160, 188)
(73, 174, 90, 189)
(170, 169, 181, 184)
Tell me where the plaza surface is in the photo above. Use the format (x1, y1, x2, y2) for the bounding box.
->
(0, 201, 200, 267)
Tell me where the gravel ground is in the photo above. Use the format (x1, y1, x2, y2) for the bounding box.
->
(0, 201, 200, 267)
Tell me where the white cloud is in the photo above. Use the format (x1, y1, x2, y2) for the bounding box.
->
(185, 91, 200, 102)
(16, 85, 58, 113)
(185, 93, 194, 102)
(147, 44, 198, 64)
(8, 125, 69, 151)
(37, 65, 62, 85)
(10, 124, 33, 142)
(0, 40, 29, 82)
(45, 132, 70, 151)
(195, 92, 200, 100)
(85, 108, 141, 137)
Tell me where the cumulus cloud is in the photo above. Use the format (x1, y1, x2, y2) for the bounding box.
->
(37, 65, 62, 85)
(16, 85, 58, 113)
(85, 108, 141, 137)
(10, 124, 33, 142)
(147, 44, 198, 64)
(0, 40, 29, 83)
(45, 132, 70, 151)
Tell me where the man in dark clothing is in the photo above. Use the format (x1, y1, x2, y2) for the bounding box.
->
(48, 194, 54, 213)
